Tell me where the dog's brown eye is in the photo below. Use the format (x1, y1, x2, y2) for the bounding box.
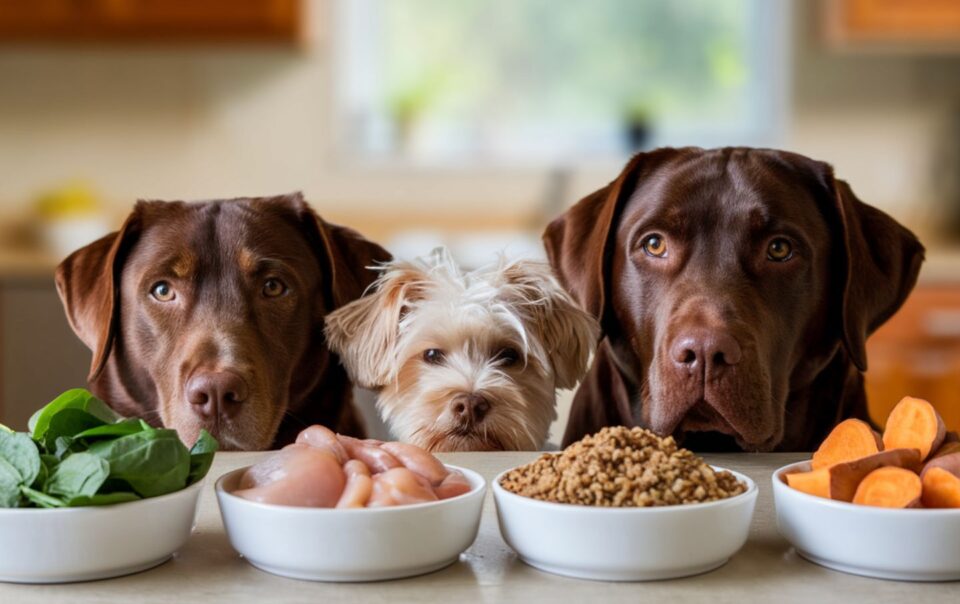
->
(150, 281, 175, 302)
(423, 349, 445, 365)
(495, 347, 521, 367)
(767, 238, 793, 262)
(641, 234, 667, 258)
(262, 278, 287, 298)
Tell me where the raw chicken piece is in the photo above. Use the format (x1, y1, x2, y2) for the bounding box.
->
(296, 425, 348, 463)
(338, 435, 403, 473)
(434, 469, 472, 500)
(336, 460, 374, 508)
(380, 442, 449, 486)
(235, 444, 346, 507)
(367, 468, 439, 507)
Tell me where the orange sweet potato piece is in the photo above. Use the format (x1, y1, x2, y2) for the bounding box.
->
(882, 397, 946, 461)
(786, 468, 830, 498)
(921, 467, 960, 508)
(930, 442, 960, 461)
(786, 448, 921, 501)
(853, 466, 922, 508)
(812, 418, 883, 470)
(923, 449, 960, 475)
(829, 448, 921, 501)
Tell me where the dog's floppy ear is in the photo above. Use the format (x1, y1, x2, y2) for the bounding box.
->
(542, 151, 663, 329)
(284, 192, 392, 311)
(498, 260, 600, 389)
(827, 176, 925, 371)
(55, 208, 142, 380)
(316, 218, 392, 309)
(324, 261, 429, 389)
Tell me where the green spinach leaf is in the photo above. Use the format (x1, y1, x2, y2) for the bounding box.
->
(65, 492, 140, 507)
(43, 408, 109, 450)
(20, 485, 65, 508)
(53, 436, 75, 459)
(29, 389, 120, 442)
(187, 429, 218, 485)
(88, 429, 190, 498)
(74, 418, 148, 441)
(46, 452, 110, 497)
(32, 454, 53, 490)
(0, 458, 22, 507)
(0, 430, 41, 487)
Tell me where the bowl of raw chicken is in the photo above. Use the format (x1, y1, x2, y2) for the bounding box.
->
(215, 426, 486, 581)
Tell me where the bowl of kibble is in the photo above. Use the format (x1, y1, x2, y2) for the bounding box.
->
(493, 426, 757, 581)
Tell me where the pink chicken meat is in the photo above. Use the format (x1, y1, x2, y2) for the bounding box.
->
(235, 425, 473, 508)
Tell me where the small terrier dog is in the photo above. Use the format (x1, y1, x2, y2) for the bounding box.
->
(324, 248, 598, 452)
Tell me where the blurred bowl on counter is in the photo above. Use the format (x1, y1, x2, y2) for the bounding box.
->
(34, 182, 112, 257)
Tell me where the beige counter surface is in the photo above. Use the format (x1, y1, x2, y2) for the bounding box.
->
(0, 451, 954, 603)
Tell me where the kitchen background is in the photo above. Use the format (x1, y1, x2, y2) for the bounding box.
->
(1, 0, 959, 441)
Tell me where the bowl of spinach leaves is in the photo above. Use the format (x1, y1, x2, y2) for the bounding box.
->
(0, 388, 218, 583)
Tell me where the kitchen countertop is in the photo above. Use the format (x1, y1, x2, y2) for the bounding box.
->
(0, 451, 956, 603)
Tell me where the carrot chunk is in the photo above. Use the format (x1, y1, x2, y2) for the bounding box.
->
(882, 397, 946, 461)
(852, 466, 922, 508)
(812, 418, 883, 470)
(921, 467, 960, 508)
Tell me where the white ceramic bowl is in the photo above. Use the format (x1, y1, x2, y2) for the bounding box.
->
(216, 464, 486, 581)
(0, 479, 204, 583)
(773, 461, 960, 581)
(493, 466, 757, 581)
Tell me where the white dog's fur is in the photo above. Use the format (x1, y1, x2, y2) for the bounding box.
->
(324, 248, 598, 452)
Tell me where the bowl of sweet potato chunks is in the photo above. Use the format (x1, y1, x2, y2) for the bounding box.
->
(773, 396, 960, 581)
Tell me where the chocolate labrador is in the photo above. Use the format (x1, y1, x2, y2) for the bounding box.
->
(545, 147, 924, 451)
(56, 192, 390, 450)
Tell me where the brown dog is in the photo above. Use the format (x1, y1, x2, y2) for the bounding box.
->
(55, 192, 390, 450)
(545, 147, 924, 452)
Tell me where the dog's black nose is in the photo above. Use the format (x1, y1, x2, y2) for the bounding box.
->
(671, 329, 742, 371)
(450, 393, 490, 425)
(186, 371, 249, 419)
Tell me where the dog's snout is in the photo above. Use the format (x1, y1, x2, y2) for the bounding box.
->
(186, 371, 249, 419)
(670, 329, 742, 371)
(450, 393, 490, 425)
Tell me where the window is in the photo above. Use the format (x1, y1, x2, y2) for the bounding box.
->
(334, 0, 787, 166)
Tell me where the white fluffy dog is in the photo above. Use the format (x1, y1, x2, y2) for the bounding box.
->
(324, 248, 598, 452)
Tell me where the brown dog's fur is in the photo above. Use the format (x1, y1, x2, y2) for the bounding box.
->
(545, 147, 925, 452)
(56, 193, 390, 450)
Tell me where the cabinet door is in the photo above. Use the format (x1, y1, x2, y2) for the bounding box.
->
(865, 285, 960, 432)
(825, 0, 960, 45)
(0, 280, 90, 431)
(0, 0, 83, 36)
(93, 0, 300, 40)
(0, 0, 301, 42)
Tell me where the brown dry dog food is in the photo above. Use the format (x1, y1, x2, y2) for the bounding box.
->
(500, 426, 746, 507)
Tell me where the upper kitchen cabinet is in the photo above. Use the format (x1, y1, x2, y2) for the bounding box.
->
(824, 0, 960, 50)
(0, 0, 302, 43)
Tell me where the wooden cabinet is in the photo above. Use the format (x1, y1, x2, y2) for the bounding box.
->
(866, 284, 960, 432)
(824, 0, 960, 47)
(0, 0, 302, 43)
(0, 277, 90, 431)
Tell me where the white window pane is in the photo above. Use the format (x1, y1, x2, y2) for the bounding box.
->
(336, 0, 786, 165)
